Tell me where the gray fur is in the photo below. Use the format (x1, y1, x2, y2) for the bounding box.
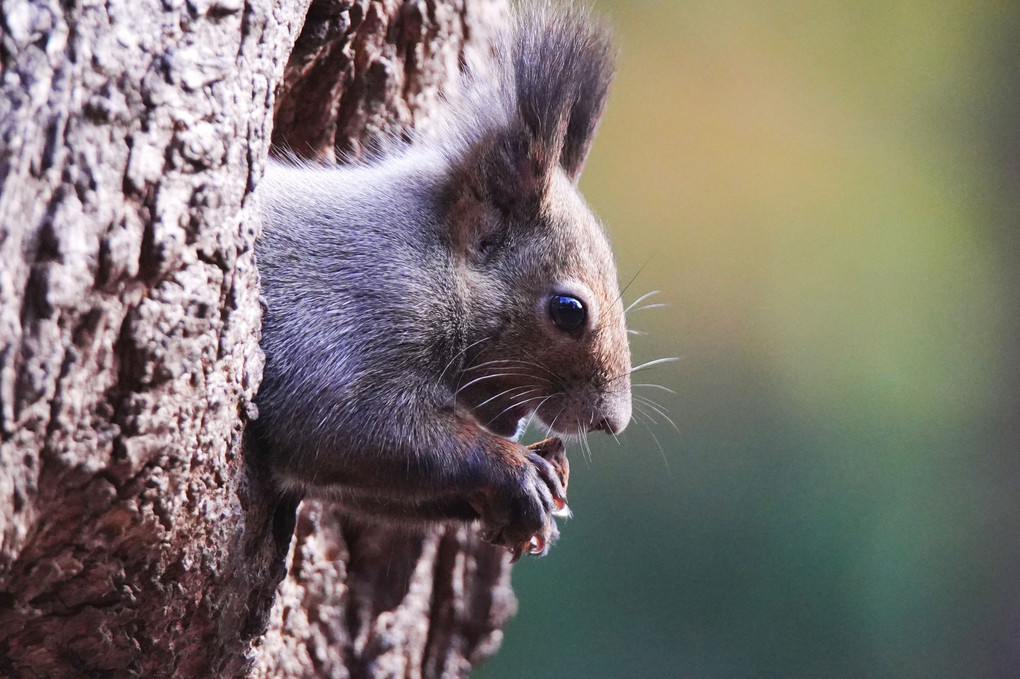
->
(253, 2, 630, 556)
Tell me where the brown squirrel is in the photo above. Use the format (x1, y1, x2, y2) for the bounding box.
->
(252, 2, 631, 560)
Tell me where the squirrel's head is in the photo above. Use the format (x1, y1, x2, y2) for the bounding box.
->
(441, 3, 631, 440)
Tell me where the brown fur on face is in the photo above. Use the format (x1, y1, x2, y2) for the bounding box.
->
(439, 4, 627, 441)
(452, 168, 632, 439)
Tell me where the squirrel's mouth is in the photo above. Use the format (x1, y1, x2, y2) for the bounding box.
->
(456, 382, 542, 440)
(456, 370, 607, 440)
(462, 386, 621, 440)
(471, 401, 536, 440)
(468, 395, 585, 440)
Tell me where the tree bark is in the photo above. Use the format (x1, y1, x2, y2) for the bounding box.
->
(0, 0, 514, 677)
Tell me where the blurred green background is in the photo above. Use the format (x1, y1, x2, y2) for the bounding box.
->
(477, 1, 1020, 677)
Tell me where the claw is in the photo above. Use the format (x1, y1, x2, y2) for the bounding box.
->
(528, 534, 546, 554)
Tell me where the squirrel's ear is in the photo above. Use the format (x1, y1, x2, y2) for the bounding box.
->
(512, 4, 616, 182)
(443, 136, 536, 255)
(452, 124, 547, 214)
(490, 123, 549, 205)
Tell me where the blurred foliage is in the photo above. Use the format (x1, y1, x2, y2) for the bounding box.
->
(477, 1, 1020, 677)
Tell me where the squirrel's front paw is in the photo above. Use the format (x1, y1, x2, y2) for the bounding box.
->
(472, 438, 570, 562)
(528, 437, 571, 517)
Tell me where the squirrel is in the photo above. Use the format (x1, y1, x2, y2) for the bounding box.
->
(251, 2, 631, 561)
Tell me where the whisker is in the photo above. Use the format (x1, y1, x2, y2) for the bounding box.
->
(590, 259, 655, 329)
(616, 257, 653, 306)
(624, 290, 661, 313)
(628, 303, 668, 314)
(462, 360, 555, 383)
(462, 358, 533, 372)
(630, 409, 672, 477)
(546, 406, 566, 439)
(475, 385, 540, 410)
(454, 372, 533, 397)
(581, 430, 593, 465)
(509, 392, 550, 408)
(514, 348, 569, 386)
(529, 395, 555, 425)
(632, 401, 659, 425)
(603, 357, 681, 388)
(461, 359, 512, 372)
(631, 357, 680, 373)
(518, 396, 554, 439)
(633, 396, 680, 432)
(465, 357, 563, 388)
(627, 329, 647, 336)
(644, 421, 672, 477)
(438, 336, 490, 386)
(486, 394, 552, 427)
(632, 393, 670, 412)
(523, 410, 537, 435)
(584, 411, 595, 461)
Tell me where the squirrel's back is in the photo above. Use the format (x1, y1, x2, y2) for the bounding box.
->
(256, 153, 464, 469)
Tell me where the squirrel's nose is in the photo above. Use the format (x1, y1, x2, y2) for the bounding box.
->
(590, 396, 631, 436)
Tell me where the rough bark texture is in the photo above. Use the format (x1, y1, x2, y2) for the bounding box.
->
(273, 0, 504, 159)
(0, 0, 514, 677)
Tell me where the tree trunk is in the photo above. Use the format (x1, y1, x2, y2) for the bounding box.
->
(0, 0, 514, 677)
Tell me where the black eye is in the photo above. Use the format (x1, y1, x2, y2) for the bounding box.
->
(549, 295, 587, 333)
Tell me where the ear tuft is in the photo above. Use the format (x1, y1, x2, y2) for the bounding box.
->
(438, 2, 616, 216)
(510, 2, 616, 182)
